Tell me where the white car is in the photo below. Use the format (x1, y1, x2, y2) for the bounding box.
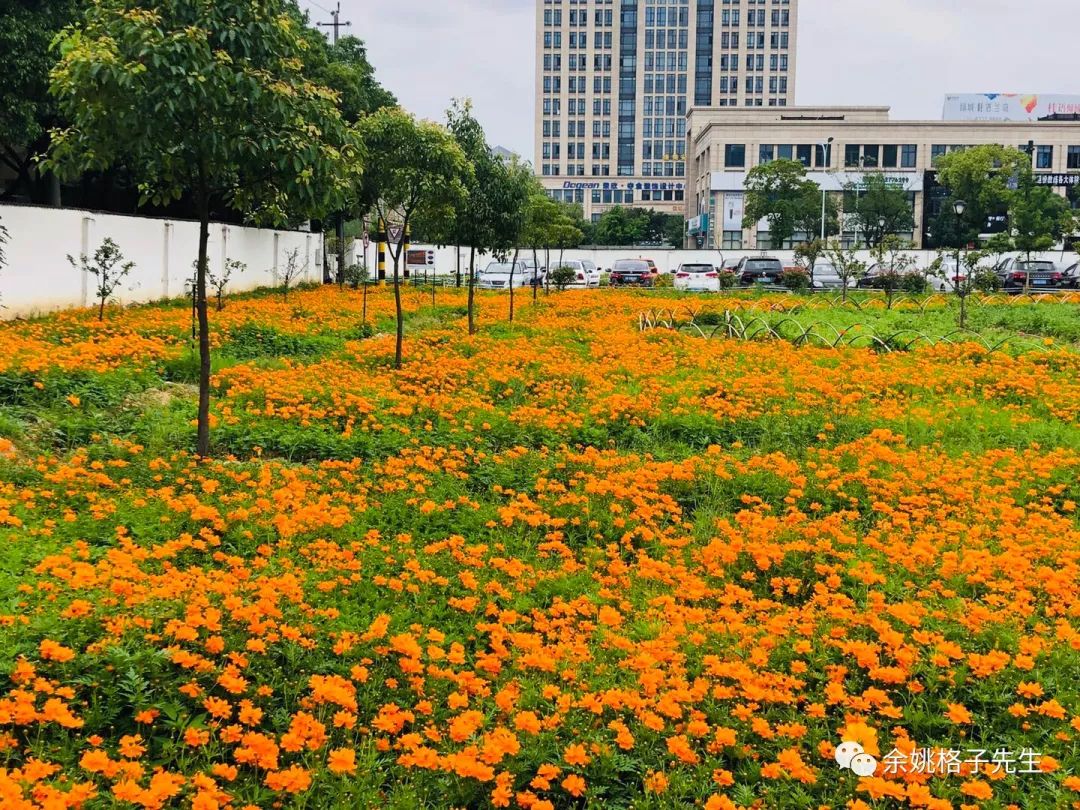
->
(476, 261, 532, 290)
(673, 263, 721, 292)
(551, 259, 601, 288)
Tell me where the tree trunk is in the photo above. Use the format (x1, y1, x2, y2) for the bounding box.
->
(336, 212, 346, 285)
(532, 247, 539, 303)
(509, 249, 519, 323)
(467, 246, 477, 335)
(393, 250, 404, 368)
(195, 183, 212, 459)
(98, 294, 105, 322)
(456, 245, 462, 288)
(362, 278, 368, 325)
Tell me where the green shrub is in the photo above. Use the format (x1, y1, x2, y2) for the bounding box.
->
(224, 323, 336, 359)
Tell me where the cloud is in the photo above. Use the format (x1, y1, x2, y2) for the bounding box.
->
(306, 0, 1080, 156)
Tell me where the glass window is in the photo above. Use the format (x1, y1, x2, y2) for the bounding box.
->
(778, 144, 793, 160)
(862, 145, 879, 168)
(796, 144, 812, 167)
(1036, 145, 1053, 169)
(882, 145, 898, 168)
(1068, 146, 1080, 170)
(931, 144, 947, 166)
(725, 143, 746, 167)
(901, 144, 918, 169)
(845, 144, 861, 167)
(759, 144, 774, 164)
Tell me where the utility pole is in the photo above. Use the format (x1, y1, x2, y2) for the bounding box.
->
(315, 2, 352, 281)
(316, 2, 351, 45)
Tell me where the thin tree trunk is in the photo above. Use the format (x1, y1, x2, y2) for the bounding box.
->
(509, 249, 519, 323)
(336, 212, 346, 286)
(362, 278, 368, 326)
(195, 180, 212, 459)
(467, 246, 477, 335)
(456, 245, 462, 288)
(533, 247, 539, 303)
(393, 249, 404, 368)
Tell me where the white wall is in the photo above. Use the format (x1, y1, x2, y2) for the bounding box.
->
(0, 203, 323, 317)
(354, 241, 1078, 277)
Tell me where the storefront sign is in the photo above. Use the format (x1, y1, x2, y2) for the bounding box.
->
(1035, 173, 1080, 187)
(723, 193, 744, 231)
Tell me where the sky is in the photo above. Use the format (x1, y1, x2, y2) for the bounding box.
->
(300, 0, 1080, 159)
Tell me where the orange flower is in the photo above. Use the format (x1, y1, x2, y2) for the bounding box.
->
(561, 774, 586, 797)
(328, 748, 356, 775)
(563, 744, 590, 767)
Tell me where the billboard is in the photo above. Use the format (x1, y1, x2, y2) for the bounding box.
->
(943, 93, 1080, 122)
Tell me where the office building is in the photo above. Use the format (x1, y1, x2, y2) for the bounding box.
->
(686, 105, 1080, 250)
(535, 0, 799, 221)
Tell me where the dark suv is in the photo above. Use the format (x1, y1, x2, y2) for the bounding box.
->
(736, 256, 784, 286)
(998, 259, 1077, 292)
(610, 259, 658, 287)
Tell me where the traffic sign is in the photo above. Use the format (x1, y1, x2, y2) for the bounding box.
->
(387, 224, 404, 243)
(362, 232, 370, 249)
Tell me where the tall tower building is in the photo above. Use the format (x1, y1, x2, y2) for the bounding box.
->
(535, 0, 798, 222)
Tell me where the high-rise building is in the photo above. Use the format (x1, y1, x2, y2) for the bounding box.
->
(535, 0, 798, 223)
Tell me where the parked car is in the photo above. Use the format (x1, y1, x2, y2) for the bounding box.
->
(736, 256, 784, 286)
(521, 258, 547, 287)
(855, 263, 894, 289)
(673, 263, 722, 292)
(476, 261, 532, 290)
(996, 258, 1077, 292)
(551, 259, 601, 288)
(809, 261, 850, 290)
(926, 256, 965, 292)
(609, 259, 659, 287)
(720, 258, 742, 274)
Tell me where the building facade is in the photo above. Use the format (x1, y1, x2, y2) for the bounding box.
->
(686, 106, 1080, 250)
(535, 0, 799, 222)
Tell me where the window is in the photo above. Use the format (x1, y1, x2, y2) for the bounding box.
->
(882, 145, 898, 169)
(778, 144, 793, 160)
(725, 143, 746, 167)
(1068, 146, 1080, 170)
(1036, 145, 1053, 170)
(862, 145, 879, 168)
(901, 144, 918, 169)
(796, 144, 812, 167)
(931, 144, 947, 166)
(759, 144, 774, 164)
(845, 144, 861, 168)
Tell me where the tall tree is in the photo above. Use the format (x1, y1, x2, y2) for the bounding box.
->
(49, 0, 362, 457)
(357, 108, 469, 367)
(0, 0, 78, 202)
(444, 100, 497, 333)
(523, 191, 560, 302)
(847, 174, 914, 247)
(1010, 167, 1074, 258)
(491, 159, 539, 324)
(935, 145, 1029, 246)
(742, 159, 823, 250)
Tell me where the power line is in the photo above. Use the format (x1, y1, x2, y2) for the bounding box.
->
(314, 1, 351, 44)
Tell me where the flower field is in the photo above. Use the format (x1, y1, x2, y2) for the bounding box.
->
(0, 285, 1078, 809)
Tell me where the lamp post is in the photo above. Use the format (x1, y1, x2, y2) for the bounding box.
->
(818, 137, 834, 243)
(953, 199, 968, 325)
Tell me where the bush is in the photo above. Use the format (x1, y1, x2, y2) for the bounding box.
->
(717, 270, 738, 289)
(550, 265, 577, 291)
(781, 267, 811, 291)
(654, 273, 674, 289)
(901, 272, 928, 294)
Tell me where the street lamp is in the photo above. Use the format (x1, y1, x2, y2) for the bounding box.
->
(818, 137, 834, 242)
(952, 199, 967, 290)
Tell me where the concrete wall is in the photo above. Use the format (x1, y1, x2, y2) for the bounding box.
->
(353, 241, 1078, 277)
(0, 203, 322, 317)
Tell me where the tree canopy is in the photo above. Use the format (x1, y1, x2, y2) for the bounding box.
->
(847, 174, 915, 247)
(590, 207, 685, 247)
(743, 159, 829, 249)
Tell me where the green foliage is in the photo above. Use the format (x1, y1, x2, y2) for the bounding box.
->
(847, 174, 915, 247)
(0, 0, 77, 196)
(224, 323, 336, 360)
(780, 266, 811, 291)
(1010, 168, 1074, 257)
(300, 34, 397, 124)
(591, 207, 685, 247)
(743, 159, 829, 249)
(934, 145, 1029, 246)
(67, 237, 134, 320)
(550, 265, 578, 291)
(825, 239, 868, 297)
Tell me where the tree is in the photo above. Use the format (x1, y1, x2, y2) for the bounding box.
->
(871, 235, 918, 309)
(49, 0, 361, 457)
(491, 159, 539, 324)
(1010, 167, 1073, 259)
(302, 35, 397, 124)
(443, 100, 497, 331)
(593, 207, 645, 246)
(934, 249, 988, 329)
(743, 159, 823, 250)
(825, 239, 867, 302)
(523, 191, 560, 302)
(793, 239, 827, 279)
(278, 248, 306, 300)
(68, 238, 134, 321)
(0, 0, 77, 203)
(357, 107, 469, 366)
(935, 145, 1029, 246)
(208, 259, 243, 312)
(847, 174, 914, 247)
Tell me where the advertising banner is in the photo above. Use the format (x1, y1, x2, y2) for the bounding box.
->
(943, 93, 1080, 122)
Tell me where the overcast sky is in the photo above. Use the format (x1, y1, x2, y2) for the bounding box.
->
(301, 0, 1079, 158)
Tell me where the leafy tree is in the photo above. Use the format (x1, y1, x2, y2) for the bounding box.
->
(871, 236, 918, 309)
(68, 238, 134, 321)
(443, 100, 497, 330)
(593, 207, 645, 246)
(793, 239, 827, 277)
(209, 259, 243, 312)
(302, 35, 397, 123)
(357, 107, 469, 366)
(825, 239, 867, 302)
(847, 174, 915, 247)
(550, 265, 578, 291)
(49, 0, 362, 457)
(743, 159, 824, 250)
(522, 191, 560, 302)
(0, 0, 77, 202)
(935, 145, 1029, 246)
(1010, 168, 1073, 259)
(494, 160, 540, 324)
(933, 249, 988, 329)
